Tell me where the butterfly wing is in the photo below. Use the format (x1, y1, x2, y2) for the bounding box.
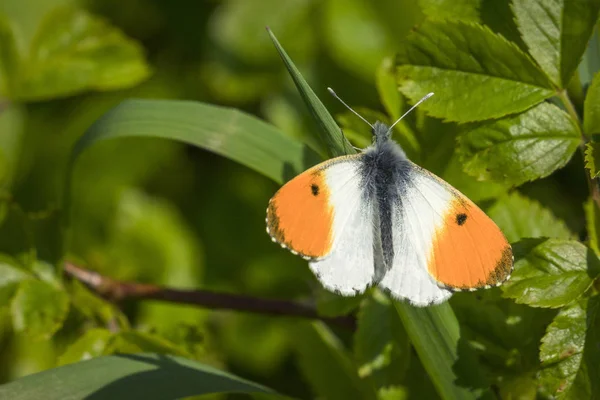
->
(379, 162, 513, 306)
(266, 155, 376, 295)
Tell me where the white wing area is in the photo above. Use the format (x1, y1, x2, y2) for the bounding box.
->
(309, 160, 375, 296)
(379, 169, 454, 306)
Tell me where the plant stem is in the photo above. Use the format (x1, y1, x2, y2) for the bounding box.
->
(557, 90, 600, 209)
(64, 262, 356, 330)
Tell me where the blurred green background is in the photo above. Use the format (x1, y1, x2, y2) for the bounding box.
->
(0, 0, 425, 396)
(2, 0, 600, 399)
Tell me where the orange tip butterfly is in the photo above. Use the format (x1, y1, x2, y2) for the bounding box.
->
(266, 90, 513, 306)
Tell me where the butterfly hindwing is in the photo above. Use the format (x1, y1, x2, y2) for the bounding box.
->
(379, 162, 512, 305)
(266, 155, 375, 295)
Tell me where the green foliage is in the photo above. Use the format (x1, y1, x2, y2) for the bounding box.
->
(418, 0, 480, 22)
(584, 142, 600, 178)
(295, 322, 375, 400)
(2, 0, 600, 399)
(267, 28, 353, 158)
(354, 290, 409, 388)
(488, 192, 573, 242)
(0, 7, 151, 101)
(539, 297, 600, 399)
(512, 0, 600, 88)
(457, 103, 580, 186)
(584, 73, 600, 136)
(502, 239, 600, 308)
(396, 20, 553, 122)
(0, 353, 273, 399)
(10, 280, 69, 340)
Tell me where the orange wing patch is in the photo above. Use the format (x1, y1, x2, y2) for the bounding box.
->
(427, 197, 512, 290)
(266, 165, 334, 259)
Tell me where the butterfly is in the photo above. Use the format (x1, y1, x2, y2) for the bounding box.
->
(266, 90, 513, 306)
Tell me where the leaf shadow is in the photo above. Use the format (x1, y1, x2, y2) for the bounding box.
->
(86, 353, 269, 400)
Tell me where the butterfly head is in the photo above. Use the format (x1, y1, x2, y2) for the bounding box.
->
(372, 121, 392, 145)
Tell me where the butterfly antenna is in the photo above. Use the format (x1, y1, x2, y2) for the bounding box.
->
(387, 92, 434, 133)
(327, 87, 373, 129)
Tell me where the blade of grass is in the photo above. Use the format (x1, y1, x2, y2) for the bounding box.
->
(395, 302, 492, 400)
(267, 28, 354, 157)
(63, 99, 321, 225)
(0, 353, 277, 400)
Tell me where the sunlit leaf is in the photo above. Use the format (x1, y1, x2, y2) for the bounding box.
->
(512, 0, 600, 87)
(14, 7, 151, 101)
(0, 353, 275, 399)
(502, 239, 600, 308)
(0, 256, 30, 305)
(10, 280, 69, 340)
(488, 192, 573, 242)
(104, 331, 189, 357)
(377, 385, 408, 400)
(457, 103, 580, 186)
(396, 20, 554, 122)
(539, 297, 600, 398)
(69, 281, 129, 328)
(58, 328, 113, 366)
(418, 0, 480, 22)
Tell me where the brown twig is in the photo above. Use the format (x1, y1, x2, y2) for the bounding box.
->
(64, 262, 356, 330)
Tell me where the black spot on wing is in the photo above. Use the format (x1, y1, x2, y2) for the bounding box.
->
(311, 184, 319, 196)
(456, 213, 467, 225)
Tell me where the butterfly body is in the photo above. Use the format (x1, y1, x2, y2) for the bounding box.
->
(266, 121, 513, 306)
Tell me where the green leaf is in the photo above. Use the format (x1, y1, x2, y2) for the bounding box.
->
(10, 280, 69, 340)
(267, 28, 353, 157)
(58, 328, 113, 366)
(69, 281, 128, 328)
(584, 198, 600, 256)
(584, 72, 600, 136)
(0, 256, 30, 305)
(64, 99, 321, 228)
(295, 321, 376, 400)
(396, 20, 554, 122)
(502, 239, 600, 308)
(512, 0, 600, 88)
(394, 302, 491, 400)
(539, 297, 600, 398)
(584, 142, 600, 178)
(418, 0, 480, 22)
(457, 102, 580, 186)
(105, 331, 189, 357)
(13, 6, 151, 101)
(377, 386, 408, 400)
(0, 353, 275, 399)
(487, 192, 573, 242)
(354, 290, 409, 388)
